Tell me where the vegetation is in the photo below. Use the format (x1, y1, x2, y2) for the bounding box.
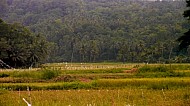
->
(178, 0, 190, 50)
(0, 0, 188, 63)
(0, 19, 50, 68)
(0, 0, 190, 105)
(0, 63, 190, 89)
(0, 63, 190, 105)
(1, 89, 190, 106)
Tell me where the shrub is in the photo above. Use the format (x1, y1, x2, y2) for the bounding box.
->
(135, 65, 182, 78)
(40, 68, 61, 80)
(139, 66, 169, 73)
(0, 73, 9, 78)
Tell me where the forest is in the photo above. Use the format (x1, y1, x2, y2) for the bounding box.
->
(0, 0, 189, 67)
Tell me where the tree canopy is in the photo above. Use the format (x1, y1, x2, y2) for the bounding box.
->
(0, 18, 50, 68)
(0, 0, 189, 63)
(178, 0, 190, 50)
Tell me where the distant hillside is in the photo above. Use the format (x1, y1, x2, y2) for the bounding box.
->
(0, 0, 188, 63)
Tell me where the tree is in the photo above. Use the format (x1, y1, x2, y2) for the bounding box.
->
(0, 19, 50, 68)
(1, 0, 186, 63)
(177, 0, 190, 50)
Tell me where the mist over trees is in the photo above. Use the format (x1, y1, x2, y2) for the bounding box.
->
(0, 0, 189, 64)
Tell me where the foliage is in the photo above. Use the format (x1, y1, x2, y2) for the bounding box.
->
(0, 0, 188, 63)
(0, 73, 9, 78)
(138, 65, 169, 73)
(10, 69, 60, 80)
(178, 0, 190, 50)
(0, 19, 50, 68)
(136, 65, 189, 77)
(40, 68, 61, 80)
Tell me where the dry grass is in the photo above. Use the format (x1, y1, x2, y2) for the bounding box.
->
(42, 63, 140, 70)
(0, 88, 190, 106)
(1, 63, 190, 105)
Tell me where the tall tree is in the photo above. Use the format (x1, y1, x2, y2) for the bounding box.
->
(1, 0, 186, 63)
(177, 0, 190, 50)
(0, 19, 50, 68)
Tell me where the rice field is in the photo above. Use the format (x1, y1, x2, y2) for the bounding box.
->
(0, 88, 190, 106)
(0, 63, 190, 106)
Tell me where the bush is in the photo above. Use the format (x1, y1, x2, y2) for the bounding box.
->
(136, 65, 179, 78)
(0, 73, 9, 78)
(40, 68, 60, 80)
(139, 65, 169, 73)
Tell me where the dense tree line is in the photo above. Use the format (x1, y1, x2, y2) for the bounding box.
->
(178, 0, 190, 50)
(0, 18, 50, 68)
(0, 0, 189, 63)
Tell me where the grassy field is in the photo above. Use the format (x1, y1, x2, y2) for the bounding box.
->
(0, 63, 190, 106)
(0, 88, 190, 106)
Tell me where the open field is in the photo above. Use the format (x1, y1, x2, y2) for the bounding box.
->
(0, 88, 190, 106)
(0, 63, 190, 105)
(1, 78, 190, 90)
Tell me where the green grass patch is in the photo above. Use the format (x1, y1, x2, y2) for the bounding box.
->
(167, 64, 190, 70)
(0, 68, 61, 80)
(40, 68, 61, 80)
(11, 70, 41, 79)
(96, 78, 190, 89)
(138, 65, 169, 73)
(1, 78, 190, 90)
(0, 82, 96, 90)
(0, 73, 9, 78)
(136, 65, 190, 78)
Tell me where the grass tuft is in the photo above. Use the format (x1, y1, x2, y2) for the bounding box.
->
(40, 68, 61, 80)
